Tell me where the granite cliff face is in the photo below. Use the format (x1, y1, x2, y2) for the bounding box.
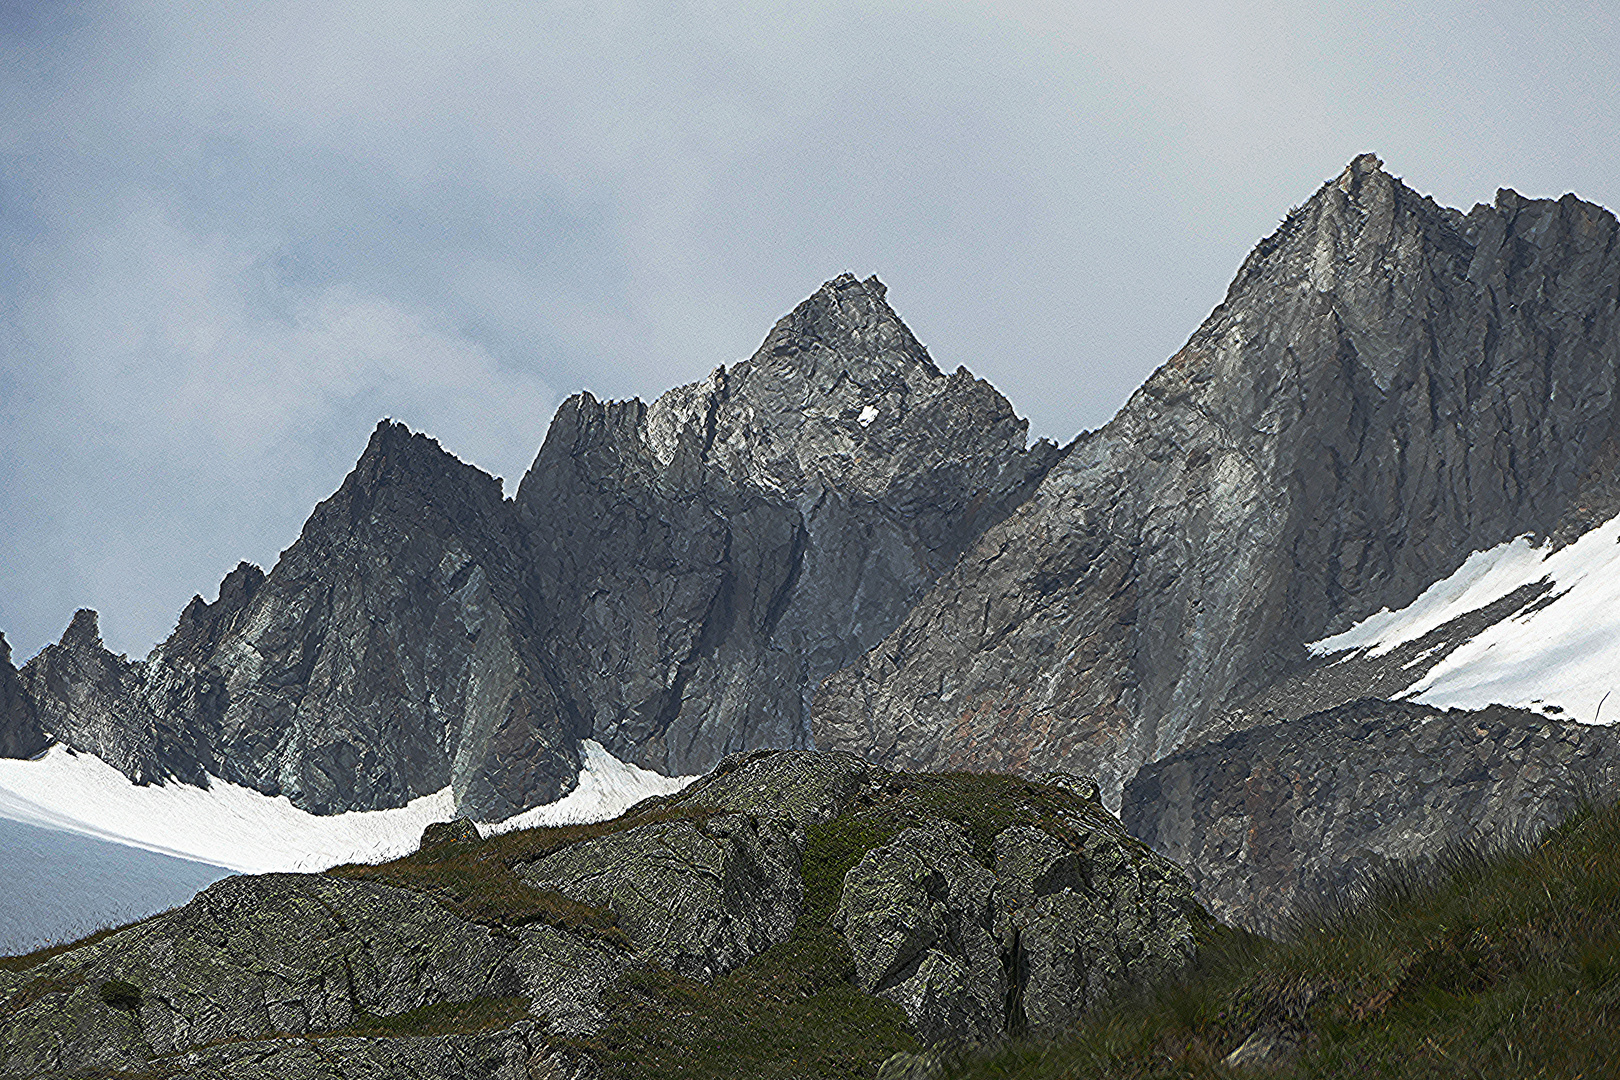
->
(0, 635, 45, 762)
(3, 274, 1053, 818)
(16, 425, 577, 819)
(517, 274, 1057, 775)
(1121, 699, 1620, 934)
(813, 154, 1620, 805)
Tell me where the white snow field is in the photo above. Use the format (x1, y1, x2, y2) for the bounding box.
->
(1309, 512, 1620, 724)
(0, 740, 695, 874)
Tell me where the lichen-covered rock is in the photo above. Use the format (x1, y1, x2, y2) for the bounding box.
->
(0, 874, 516, 1077)
(1121, 699, 1620, 934)
(834, 823, 1003, 1045)
(421, 817, 481, 848)
(156, 1022, 549, 1080)
(517, 813, 804, 980)
(509, 925, 629, 1036)
(660, 747, 874, 828)
(993, 823, 1197, 1030)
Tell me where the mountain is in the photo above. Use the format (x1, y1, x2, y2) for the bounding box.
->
(1, 274, 1054, 821)
(514, 274, 1055, 777)
(812, 154, 1620, 807)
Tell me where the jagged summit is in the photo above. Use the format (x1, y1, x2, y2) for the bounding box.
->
(815, 158, 1620, 805)
(2, 274, 1058, 818)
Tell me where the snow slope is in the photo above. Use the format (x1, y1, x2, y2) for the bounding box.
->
(0, 742, 695, 874)
(1309, 513, 1620, 724)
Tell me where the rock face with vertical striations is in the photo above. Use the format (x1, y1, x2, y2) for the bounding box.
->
(514, 272, 1058, 776)
(0, 634, 46, 762)
(2, 274, 1055, 819)
(813, 154, 1620, 806)
(15, 424, 578, 820)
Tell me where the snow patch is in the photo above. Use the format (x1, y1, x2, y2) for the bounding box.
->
(482, 740, 694, 836)
(0, 741, 697, 874)
(1307, 514, 1620, 723)
(858, 404, 879, 427)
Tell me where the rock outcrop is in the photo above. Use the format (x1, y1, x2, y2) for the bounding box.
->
(814, 154, 1620, 805)
(0, 751, 1200, 1077)
(518, 812, 804, 980)
(1120, 699, 1620, 934)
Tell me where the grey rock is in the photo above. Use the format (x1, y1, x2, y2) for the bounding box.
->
(993, 823, 1197, 1030)
(18, 609, 202, 785)
(815, 155, 1620, 808)
(158, 1022, 547, 1080)
(517, 812, 804, 980)
(834, 823, 1003, 1045)
(421, 818, 481, 848)
(658, 747, 875, 828)
(1120, 699, 1620, 934)
(23, 424, 581, 819)
(516, 273, 1058, 778)
(508, 925, 628, 1036)
(0, 873, 517, 1077)
(7, 275, 1055, 821)
(0, 633, 45, 761)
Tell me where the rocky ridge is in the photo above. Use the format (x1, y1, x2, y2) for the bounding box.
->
(813, 154, 1620, 806)
(3, 274, 1055, 819)
(0, 750, 1199, 1078)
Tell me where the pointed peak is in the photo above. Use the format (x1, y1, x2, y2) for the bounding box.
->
(758, 273, 941, 380)
(1346, 151, 1384, 178)
(62, 608, 102, 649)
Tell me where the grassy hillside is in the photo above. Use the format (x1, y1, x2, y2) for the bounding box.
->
(940, 799, 1620, 1079)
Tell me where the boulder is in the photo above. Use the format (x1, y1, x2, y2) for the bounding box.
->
(0, 874, 517, 1077)
(834, 823, 1003, 1045)
(517, 812, 804, 980)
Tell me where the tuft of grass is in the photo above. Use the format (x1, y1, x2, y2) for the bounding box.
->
(943, 798, 1620, 1079)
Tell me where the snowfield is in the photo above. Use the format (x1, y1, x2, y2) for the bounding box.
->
(0, 741, 695, 874)
(1309, 513, 1620, 724)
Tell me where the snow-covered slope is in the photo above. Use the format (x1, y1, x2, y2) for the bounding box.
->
(1309, 513, 1620, 724)
(0, 742, 695, 874)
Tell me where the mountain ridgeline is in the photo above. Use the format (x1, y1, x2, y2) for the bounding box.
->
(6, 155, 1620, 902)
(3, 274, 1055, 819)
(815, 153, 1620, 803)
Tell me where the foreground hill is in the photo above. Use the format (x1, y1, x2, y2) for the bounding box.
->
(0, 751, 1196, 1079)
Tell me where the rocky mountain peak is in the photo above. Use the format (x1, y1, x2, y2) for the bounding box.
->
(0, 631, 46, 760)
(816, 156, 1620, 807)
(749, 272, 939, 381)
(59, 608, 106, 653)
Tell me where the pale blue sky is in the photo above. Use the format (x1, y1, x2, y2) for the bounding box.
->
(3, 0, 1617, 659)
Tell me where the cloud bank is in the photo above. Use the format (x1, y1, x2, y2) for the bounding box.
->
(2, 0, 1616, 659)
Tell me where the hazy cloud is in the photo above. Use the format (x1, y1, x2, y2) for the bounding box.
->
(2, 0, 1617, 658)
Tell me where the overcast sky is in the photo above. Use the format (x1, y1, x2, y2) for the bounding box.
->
(2, 0, 1616, 661)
